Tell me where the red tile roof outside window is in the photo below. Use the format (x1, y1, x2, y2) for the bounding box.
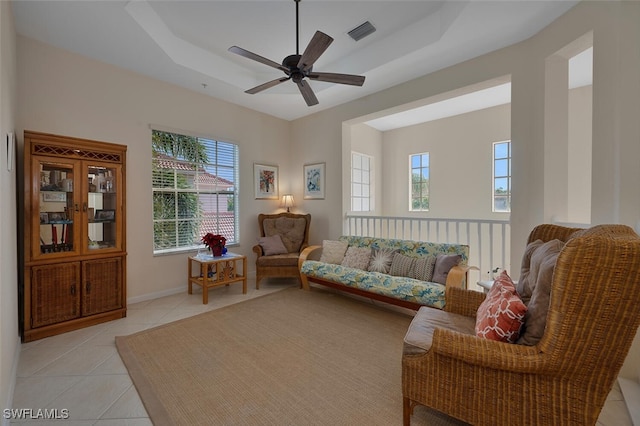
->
(153, 153, 237, 246)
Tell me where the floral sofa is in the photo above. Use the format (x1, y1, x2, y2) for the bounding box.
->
(299, 236, 477, 310)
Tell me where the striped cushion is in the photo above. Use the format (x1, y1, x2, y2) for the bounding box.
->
(390, 253, 416, 277)
(413, 256, 436, 281)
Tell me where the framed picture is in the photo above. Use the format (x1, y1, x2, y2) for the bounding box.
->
(94, 209, 115, 221)
(43, 192, 66, 202)
(40, 212, 49, 224)
(254, 163, 279, 199)
(47, 211, 66, 222)
(304, 162, 325, 199)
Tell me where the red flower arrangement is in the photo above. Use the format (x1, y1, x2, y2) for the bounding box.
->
(201, 233, 227, 256)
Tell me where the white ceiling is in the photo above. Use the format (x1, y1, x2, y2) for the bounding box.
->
(12, 0, 579, 122)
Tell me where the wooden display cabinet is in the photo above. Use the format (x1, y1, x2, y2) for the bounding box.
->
(21, 131, 127, 342)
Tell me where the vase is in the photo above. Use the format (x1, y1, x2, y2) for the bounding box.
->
(211, 246, 223, 257)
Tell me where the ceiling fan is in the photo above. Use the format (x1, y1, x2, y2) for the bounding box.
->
(228, 0, 365, 107)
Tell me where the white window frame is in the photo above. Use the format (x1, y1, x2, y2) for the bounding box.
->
(492, 140, 511, 212)
(151, 129, 239, 255)
(351, 151, 373, 212)
(410, 152, 430, 211)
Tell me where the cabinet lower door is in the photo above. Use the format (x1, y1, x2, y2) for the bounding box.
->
(31, 263, 81, 328)
(82, 257, 123, 316)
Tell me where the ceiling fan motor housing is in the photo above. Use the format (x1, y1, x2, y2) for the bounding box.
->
(283, 54, 311, 82)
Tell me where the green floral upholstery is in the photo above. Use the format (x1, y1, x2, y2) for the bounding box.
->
(299, 236, 470, 309)
(338, 236, 469, 262)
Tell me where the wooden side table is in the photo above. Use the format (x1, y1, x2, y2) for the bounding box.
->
(188, 252, 247, 304)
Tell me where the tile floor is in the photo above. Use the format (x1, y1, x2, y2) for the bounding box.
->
(10, 279, 634, 425)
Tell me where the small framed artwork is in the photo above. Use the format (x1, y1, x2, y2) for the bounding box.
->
(40, 213, 49, 224)
(94, 209, 115, 221)
(47, 211, 66, 222)
(304, 162, 325, 199)
(254, 163, 279, 200)
(43, 192, 66, 202)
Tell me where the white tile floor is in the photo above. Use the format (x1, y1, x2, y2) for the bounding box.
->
(11, 278, 634, 425)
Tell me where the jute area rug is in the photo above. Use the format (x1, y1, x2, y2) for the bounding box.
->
(116, 287, 466, 425)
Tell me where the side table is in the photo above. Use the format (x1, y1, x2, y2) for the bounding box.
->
(188, 252, 247, 304)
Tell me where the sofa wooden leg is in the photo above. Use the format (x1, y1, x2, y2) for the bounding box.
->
(300, 274, 311, 291)
(403, 396, 412, 426)
(255, 276, 261, 290)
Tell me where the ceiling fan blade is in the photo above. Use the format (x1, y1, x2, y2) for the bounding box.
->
(296, 79, 319, 106)
(308, 72, 365, 86)
(297, 31, 333, 72)
(228, 46, 289, 74)
(246, 77, 291, 94)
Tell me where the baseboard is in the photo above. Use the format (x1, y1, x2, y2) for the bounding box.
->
(127, 286, 184, 305)
(619, 377, 640, 425)
(127, 271, 257, 305)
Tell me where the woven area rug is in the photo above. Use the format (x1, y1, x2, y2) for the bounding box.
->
(116, 287, 466, 425)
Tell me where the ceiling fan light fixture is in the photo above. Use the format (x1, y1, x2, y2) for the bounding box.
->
(348, 21, 376, 42)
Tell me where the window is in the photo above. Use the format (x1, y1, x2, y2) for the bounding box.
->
(410, 153, 429, 211)
(351, 152, 372, 211)
(152, 129, 239, 254)
(493, 141, 511, 212)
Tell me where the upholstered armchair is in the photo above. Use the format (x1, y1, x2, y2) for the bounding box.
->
(253, 212, 311, 289)
(402, 224, 640, 425)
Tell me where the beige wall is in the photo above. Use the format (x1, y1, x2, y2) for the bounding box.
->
(568, 85, 592, 224)
(16, 37, 292, 302)
(0, 0, 18, 413)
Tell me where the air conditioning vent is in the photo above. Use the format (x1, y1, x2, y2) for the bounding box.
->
(348, 21, 376, 42)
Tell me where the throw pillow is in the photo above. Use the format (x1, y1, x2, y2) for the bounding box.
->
(516, 239, 544, 304)
(389, 253, 416, 277)
(258, 234, 288, 255)
(517, 239, 564, 346)
(367, 248, 397, 274)
(431, 254, 462, 285)
(319, 240, 349, 264)
(263, 217, 307, 253)
(341, 246, 372, 270)
(475, 271, 527, 343)
(413, 256, 437, 282)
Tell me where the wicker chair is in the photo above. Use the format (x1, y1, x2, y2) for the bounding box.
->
(402, 224, 640, 425)
(252, 212, 311, 289)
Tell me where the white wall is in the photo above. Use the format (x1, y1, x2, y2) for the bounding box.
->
(16, 37, 292, 301)
(0, 0, 18, 417)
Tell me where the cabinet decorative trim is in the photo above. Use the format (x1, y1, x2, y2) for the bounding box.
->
(33, 144, 122, 163)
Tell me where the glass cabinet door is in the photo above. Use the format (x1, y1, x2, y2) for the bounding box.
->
(86, 164, 121, 252)
(34, 157, 79, 258)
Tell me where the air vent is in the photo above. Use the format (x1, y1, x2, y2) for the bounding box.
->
(348, 21, 376, 42)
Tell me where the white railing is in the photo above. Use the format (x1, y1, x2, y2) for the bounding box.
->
(344, 214, 511, 286)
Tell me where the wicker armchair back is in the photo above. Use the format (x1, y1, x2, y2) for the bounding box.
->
(402, 223, 640, 425)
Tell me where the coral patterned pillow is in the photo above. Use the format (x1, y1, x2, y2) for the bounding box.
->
(475, 271, 527, 343)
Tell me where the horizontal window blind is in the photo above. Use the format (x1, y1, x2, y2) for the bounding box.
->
(151, 129, 239, 254)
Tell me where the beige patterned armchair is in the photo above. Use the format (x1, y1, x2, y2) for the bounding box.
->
(253, 212, 311, 289)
